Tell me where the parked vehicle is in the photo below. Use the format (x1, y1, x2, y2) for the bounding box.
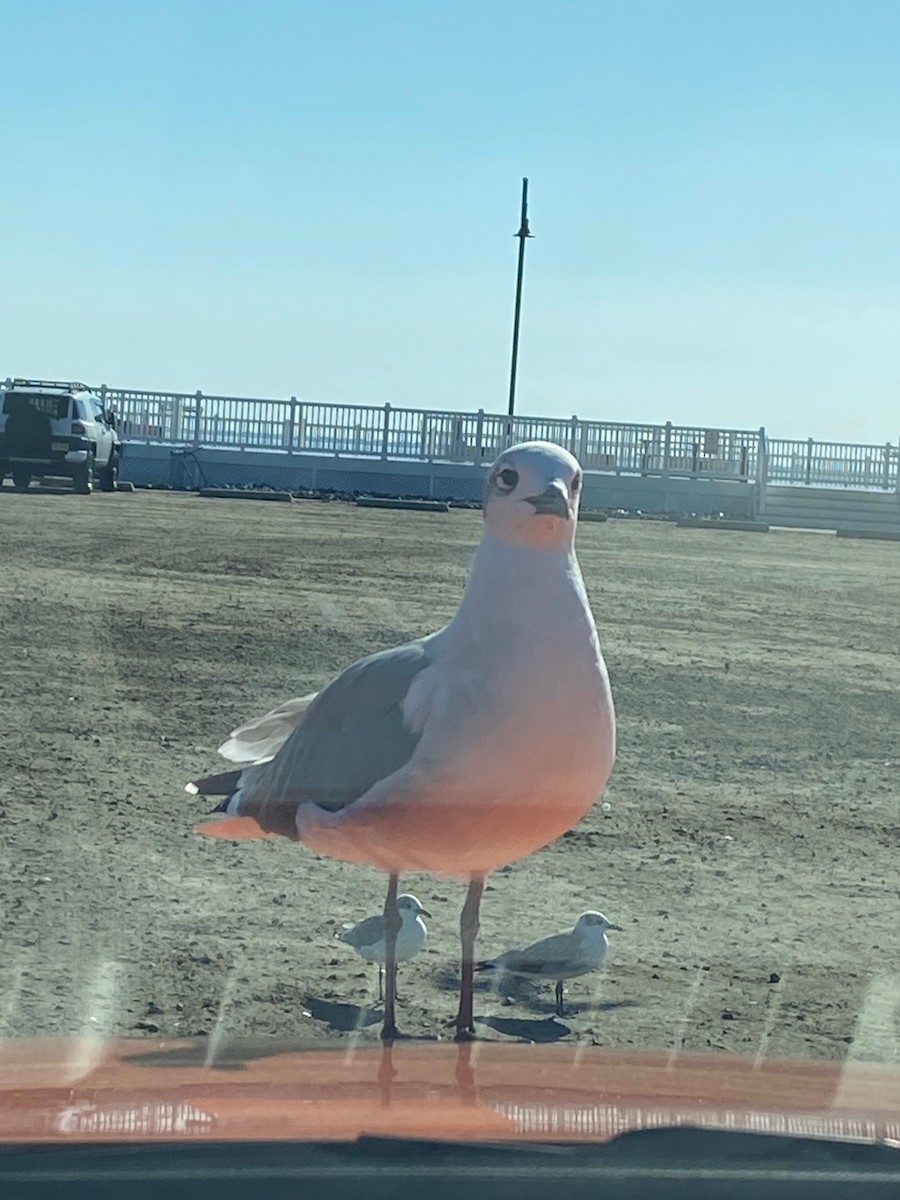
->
(0, 378, 122, 494)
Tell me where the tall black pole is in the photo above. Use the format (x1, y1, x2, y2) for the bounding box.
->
(507, 177, 533, 418)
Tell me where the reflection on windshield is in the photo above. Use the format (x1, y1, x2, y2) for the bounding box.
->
(0, 483, 896, 1073)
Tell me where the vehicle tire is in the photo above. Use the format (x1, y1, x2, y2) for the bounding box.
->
(99, 451, 119, 493)
(12, 467, 32, 492)
(73, 452, 94, 495)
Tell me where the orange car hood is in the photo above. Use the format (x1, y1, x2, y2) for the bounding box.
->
(0, 1037, 898, 1145)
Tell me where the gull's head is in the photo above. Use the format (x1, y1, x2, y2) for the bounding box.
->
(483, 441, 583, 549)
(397, 893, 431, 919)
(575, 911, 622, 935)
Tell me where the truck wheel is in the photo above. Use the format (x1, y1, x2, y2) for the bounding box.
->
(12, 467, 32, 492)
(99, 452, 119, 493)
(73, 452, 94, 495)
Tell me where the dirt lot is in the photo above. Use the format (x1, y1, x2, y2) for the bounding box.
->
(0, 489, 897, 1062)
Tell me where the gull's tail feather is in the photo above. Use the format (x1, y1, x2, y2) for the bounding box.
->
(187, 761, 300, 842)
(187, 762, 262, 834)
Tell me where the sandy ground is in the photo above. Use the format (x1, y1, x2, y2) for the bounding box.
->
(0, 488, 897, 1062)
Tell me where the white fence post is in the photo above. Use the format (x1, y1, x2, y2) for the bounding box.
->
(578, 420, 589, 465)
(569, 414, 579, 456)
(286, 396, 297, 454)
(474, 410, 485, 465)
(756, 426, 768, 517)
(381, 403, 391, 460)
(193, 391, 203, 448)
(662, 421, 672, 479)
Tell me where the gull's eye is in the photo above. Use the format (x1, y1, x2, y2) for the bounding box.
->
(572, 474, 581, 492)
(497, 467, 519, 490)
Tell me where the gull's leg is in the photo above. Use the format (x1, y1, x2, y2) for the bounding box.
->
(555, 979, 565, 1017)
(377, 966, 384, 1004)
(381, 873, 402, 1041)
(455, 875, 485, 1042)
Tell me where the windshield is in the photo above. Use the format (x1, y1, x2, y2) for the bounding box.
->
(0, 0, 898, 1161)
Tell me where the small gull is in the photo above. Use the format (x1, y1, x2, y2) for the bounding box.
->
(337, 893, 430, 1002)
(477, 911, 622, 1016)
(186, 441, 616, 1041)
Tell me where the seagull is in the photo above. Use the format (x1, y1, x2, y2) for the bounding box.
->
(186, 440, 616, 1041)
(337, 893, 430, 1002)
(477, 911, 622, 1016)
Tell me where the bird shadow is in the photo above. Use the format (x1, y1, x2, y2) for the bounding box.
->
(303, 995, 383, 1033)
(119, 997, 384, 1070)
(305, 996, 440, 1042)
(476, 1014, 572, 1042)
(464, 967, 641, 1019)
(476, 999, 638, 1041)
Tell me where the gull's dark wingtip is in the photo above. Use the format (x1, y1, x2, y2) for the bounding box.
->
(185, 768, 243, 798)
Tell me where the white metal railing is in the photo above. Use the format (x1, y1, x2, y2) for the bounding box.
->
(3, 377, 898, 490)
(91, 385, 766, 484)
(766, 437, 899, 490)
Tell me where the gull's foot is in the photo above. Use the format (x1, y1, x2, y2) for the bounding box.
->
(380, 1022, 405, 1042)
(443, 1013, 478, 1040)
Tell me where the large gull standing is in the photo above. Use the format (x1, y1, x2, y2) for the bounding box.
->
(187, 440, 616, 1040)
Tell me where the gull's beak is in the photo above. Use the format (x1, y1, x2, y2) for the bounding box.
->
(608, 923, 623, 932)
(524, 482, 570, 519)
(419, 906, 432, 918)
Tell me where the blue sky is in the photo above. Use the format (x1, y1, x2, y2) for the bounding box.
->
(3, 0, 899, 442)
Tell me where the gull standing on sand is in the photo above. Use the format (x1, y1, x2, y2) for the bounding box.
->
(477, 911, 622, 1016)
(337, 893, 430, 1002)
(187, 440, 616, 1041)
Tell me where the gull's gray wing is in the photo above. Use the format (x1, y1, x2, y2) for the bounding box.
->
(233, 639, 432, 837)
(502, 955, 580, 979)
(339, 913, 385, 951)
(497, 931, 583, 978)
